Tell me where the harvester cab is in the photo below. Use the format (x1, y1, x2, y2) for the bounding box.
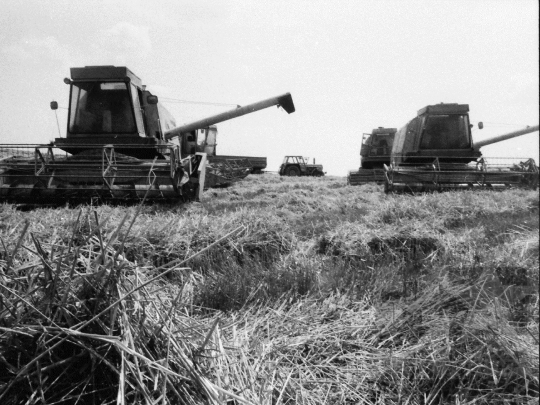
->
(384, 103, 539, 192)
(279, 156, 325, 177)
(347, 127, 396, 186)
(55, 66, 179, 157)
(360, 127, 397, 169)
(390, 103, 478, 166)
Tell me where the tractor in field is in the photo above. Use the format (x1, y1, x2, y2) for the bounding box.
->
(383, 103, 539, 192)
(279, 156, 325, 177)
(348, 127, 396, 185)
(0, 65, 295, 205)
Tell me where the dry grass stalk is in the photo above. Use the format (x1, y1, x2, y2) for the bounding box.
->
(0, 176, 538, 403)
(0, 208, 246, 404)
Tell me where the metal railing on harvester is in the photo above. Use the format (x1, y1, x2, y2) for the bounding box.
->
(383, 155, 539, 193)
(0, 144, 201, 205)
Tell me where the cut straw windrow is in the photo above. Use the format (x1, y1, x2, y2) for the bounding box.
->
(0, 180, 538, 404)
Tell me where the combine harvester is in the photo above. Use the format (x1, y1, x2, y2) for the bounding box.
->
(0, 66, 294, 205)
(383, 103, 538, 192)
(348, 127, 396, 185)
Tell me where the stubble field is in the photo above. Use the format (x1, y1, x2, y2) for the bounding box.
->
(0, 174, 538, 404)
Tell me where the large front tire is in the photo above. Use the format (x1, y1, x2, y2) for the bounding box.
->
(285, 166, 301, 176)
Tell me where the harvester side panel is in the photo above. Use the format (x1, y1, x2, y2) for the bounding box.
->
(392, 117, 422, 164)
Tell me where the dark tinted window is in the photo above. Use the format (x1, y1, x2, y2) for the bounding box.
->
(420, 114, 470, 149)
(69, 82, 136, 134)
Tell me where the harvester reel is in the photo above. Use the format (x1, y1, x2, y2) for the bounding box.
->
(0, 144, 205, 205)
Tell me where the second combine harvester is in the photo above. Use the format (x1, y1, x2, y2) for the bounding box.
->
(349, 103, 538, 191)
(0, 65, 295, 205)
(384, 103, 538, 192)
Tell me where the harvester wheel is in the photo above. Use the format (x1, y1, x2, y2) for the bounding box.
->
(178, 179, 198, 202)
(285, 166, 301, 176)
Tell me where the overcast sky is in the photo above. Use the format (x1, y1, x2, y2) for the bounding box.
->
(1, 0, 538, 175)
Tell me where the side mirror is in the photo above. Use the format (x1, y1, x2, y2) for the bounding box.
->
(50, 101, 58, 110)
(478, 122, 483, 129)
(147, 95, 159, 105)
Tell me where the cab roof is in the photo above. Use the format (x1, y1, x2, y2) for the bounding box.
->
(70, 66, 143, 88)
(417, 103, 469, 116)
(372, 127, 397, 134)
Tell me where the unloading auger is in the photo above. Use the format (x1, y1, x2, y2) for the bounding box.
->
(383, 103, 539, 193)
(0, 66, 295, 204)
(163, 93, 295, 188)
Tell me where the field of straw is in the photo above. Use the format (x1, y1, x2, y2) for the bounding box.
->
(0, 174, 538, 404)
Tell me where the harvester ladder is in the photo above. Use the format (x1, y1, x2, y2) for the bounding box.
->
(102, 145, 118, 192)
(35, 146, 56, 188)
(476, 158, 488, 187)
(431, 157, 441, 187)
(147, 156, 161, 198)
